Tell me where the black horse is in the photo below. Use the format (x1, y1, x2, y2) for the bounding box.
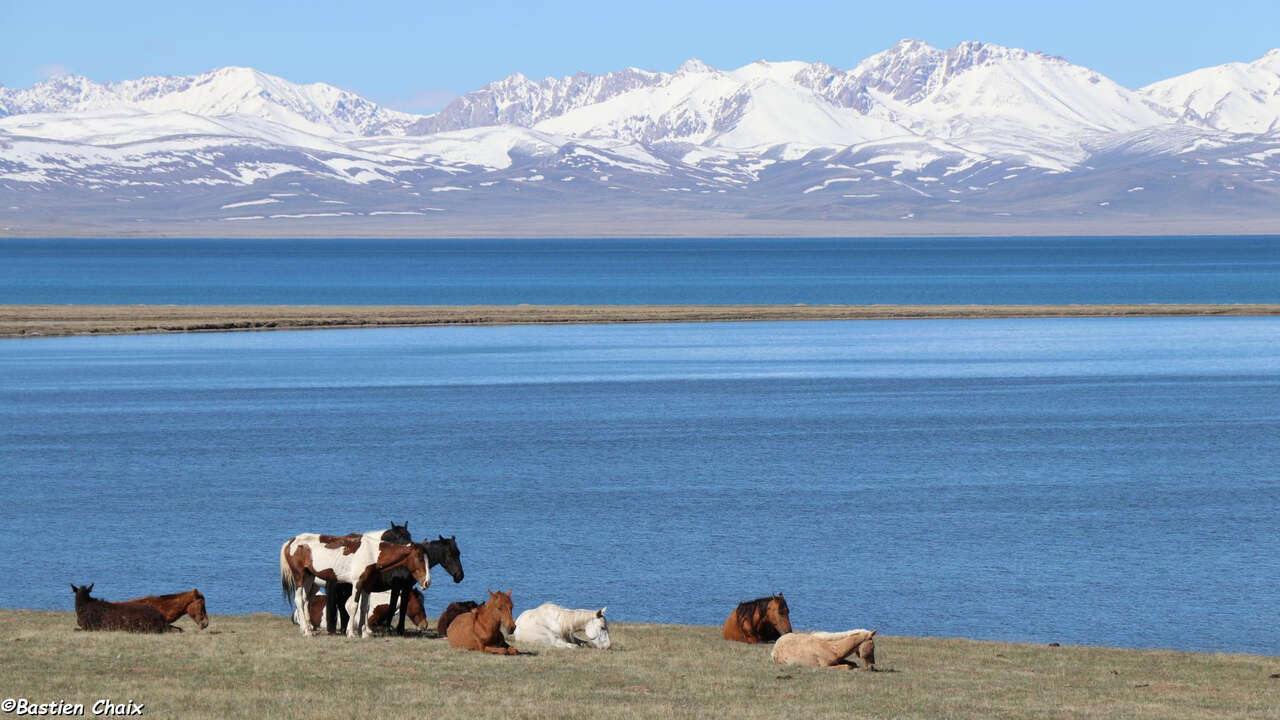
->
(325, 525, 465, 635)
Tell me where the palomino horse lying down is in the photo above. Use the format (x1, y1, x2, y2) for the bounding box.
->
(280, 531, 430, 638)
(512, 603, 610, 649)
(72, 584, 180, 634)
(124, 588, 209, 629)
(723, 593, 792, 643)
(448, 590, 517, 655)
(306, 589, 429, 633)
(771, 629, 877, 670)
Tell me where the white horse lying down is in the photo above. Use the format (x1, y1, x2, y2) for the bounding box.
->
(771, 629, 877, 670)
(512, 603, 611, 649)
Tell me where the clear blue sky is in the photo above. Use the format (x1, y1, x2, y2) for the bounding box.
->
(2, 1, 1277, 112)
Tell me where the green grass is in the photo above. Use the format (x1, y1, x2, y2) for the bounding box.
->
(2, 611, 1276, 719)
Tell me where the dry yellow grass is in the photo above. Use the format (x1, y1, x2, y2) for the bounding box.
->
(3, 303, 1280, 338)
(1, 612, 1275, 719)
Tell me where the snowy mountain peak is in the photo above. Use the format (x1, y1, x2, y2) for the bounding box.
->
(677, 58, 715, 75)
(1141, 49, 1280, 134)
(0, 66, 419, 136)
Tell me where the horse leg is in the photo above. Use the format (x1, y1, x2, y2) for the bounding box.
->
(296, 577, 315, 637)
(323, 582, 337, 634)
(344, 590, 362, 638)
(335, 584, 351, 635)
(355, 590, 374, 638)
(395, 580, 409, 635)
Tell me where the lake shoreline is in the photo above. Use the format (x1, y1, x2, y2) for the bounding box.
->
(2, 611, 1275, 719)
(5, 303, 1280, 338)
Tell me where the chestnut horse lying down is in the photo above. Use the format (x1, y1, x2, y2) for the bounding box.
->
(771, 629, 877, 670)
(125, 589, 209, 629)
(72, 584, 180, 634)
(306, 589, 428, 633)
(447, 590, 517, 654)
(436, 600, 479, 636)
(723, 593, 792, 643)
(512, 603, 611, 649)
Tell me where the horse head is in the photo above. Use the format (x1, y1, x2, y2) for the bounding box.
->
(768, 593, 792, 635)
(70, 583, 94, 598)
(487, 590, 516, 634)
(383, 521, 412, 545)
(187, 589, 210, 629)
(431, 535, 464, 583)
(584, 607, 611, 649)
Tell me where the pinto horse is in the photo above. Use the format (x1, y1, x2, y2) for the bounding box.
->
(722, 593, 792, 643)
(124, 589, 209, 629)
(326, 533, 465, 636)
(306, 589, 429, 633)
(771, 629, 877, 670)
(447, 590, 517, 655)
(280, 531, 430, 638)
(322, 522, 411, 634)
(72, 584, 179, 634)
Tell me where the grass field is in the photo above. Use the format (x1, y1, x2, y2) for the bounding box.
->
(3, 303, 1280, 338)
(1, 612, 1275, 719)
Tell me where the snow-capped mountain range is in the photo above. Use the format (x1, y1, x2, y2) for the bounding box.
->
(2, 40, 1279, 235)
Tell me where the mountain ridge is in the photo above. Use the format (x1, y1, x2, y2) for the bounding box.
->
(2, 40, 1280, 235)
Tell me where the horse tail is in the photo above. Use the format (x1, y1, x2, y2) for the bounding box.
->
(280, 538, 296, 609)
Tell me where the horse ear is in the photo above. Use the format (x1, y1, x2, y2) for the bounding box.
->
(598, 607, 606, 617)
(439, 534, 445, 541)
(70, 584, 77, 593)
(506, 589, 512, 596)
(87, 583, 93, 592)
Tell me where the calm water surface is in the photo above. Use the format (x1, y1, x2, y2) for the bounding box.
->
(1, 236, 1278, 304)
(1, 318, 1277, 653)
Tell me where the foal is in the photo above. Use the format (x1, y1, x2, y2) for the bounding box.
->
(72, 584, 179, 634)
(447, 590, 517, 655)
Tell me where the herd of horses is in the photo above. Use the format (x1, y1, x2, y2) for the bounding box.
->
(72, 522, 876, 669)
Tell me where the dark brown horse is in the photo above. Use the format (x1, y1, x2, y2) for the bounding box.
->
(447, 590, 517, 654)
(72, 584, 179, 634)
(436, 600, 480, 636)
(722, 593, 792, 643)
(125, 589, 209, 629)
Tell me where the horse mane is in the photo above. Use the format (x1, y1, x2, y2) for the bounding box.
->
(734, 596, 780, 620)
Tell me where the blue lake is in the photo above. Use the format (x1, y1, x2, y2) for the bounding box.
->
(1, 235, 1279, 304)
(1, 318, 1277, 654)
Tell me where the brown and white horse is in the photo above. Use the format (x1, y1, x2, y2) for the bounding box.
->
(125, 589, 209, 629)
(280, 531, 430, 638)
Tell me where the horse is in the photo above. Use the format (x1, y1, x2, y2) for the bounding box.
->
(512, 603, 610, 649)
(324, 532, 465, 636)
(436, 600, 480, 636)
(322, 522, 413, 634)
(280, 531, 430, 638)
(447, 590, 517, 654)
(306, 588, 429, 633)
(771, 629, 877, 670)
(722, 593, 792, 643)
(387, 535, 464, 635)
(124, 589, 209, 629)
(72, 584, 180, 634)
